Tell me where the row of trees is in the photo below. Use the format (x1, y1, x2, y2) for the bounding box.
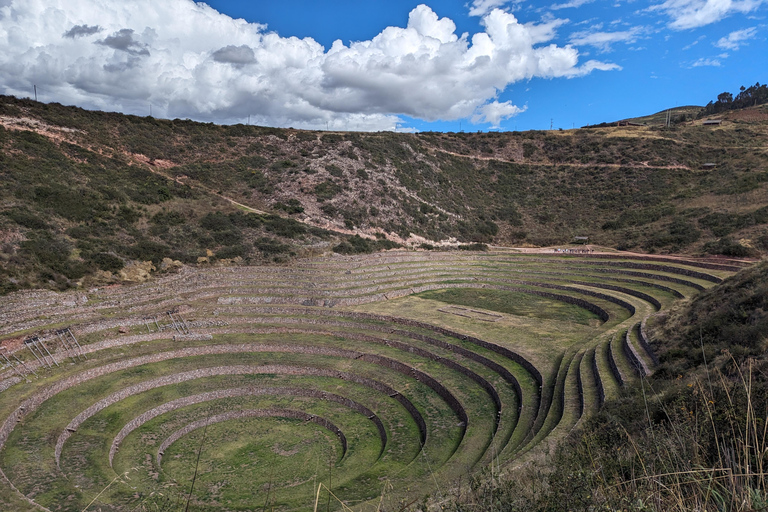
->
(701, 82, 768, 115)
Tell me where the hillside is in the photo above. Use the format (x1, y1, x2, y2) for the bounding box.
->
(2, 96, 768, 294)
(618, 105, 703, 126)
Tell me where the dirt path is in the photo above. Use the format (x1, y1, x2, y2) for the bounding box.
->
(433, 148, 693, 171)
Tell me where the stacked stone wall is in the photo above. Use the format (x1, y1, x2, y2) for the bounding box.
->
(638, 319, 660, 365)
(606, 338, 625, 387)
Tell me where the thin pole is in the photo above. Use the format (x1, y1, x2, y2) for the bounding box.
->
(38, 338, 58, 367)
(184, 418, 209, 512)
(25, 342, 44, 367)
(12, 352, 37, 377)
(67, 329, 86, 360)
(180, 315, 191, 335)
(1, 351, 28, 381)
(57, 331, 78, 363)
(34, 85, 37, 102)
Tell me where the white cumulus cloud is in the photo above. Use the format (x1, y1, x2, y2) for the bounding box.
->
(651, 0, 768, 30)
(0, 1, 618, 130)
(714, 26, 758, 49)
(472, 100, 527, 127)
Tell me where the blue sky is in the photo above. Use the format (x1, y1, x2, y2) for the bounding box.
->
(1, 0, 765, 131)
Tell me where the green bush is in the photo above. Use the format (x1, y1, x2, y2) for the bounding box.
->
(128, 239, 171, 264)
(89, 252, 124, 272)
(32, 186, 110, 222)
(274, 199, 304, 214)
(200, 212, 234, 231)
(20, 234, 88, 280)
(333, 235, 373, 254)
(263, 215, 306, 238)
(212, 229, 243, 246)
(703, 237, 757, 257)
(314, 180, 342, 201)
(326, 164, 343, 177)
(255, 237, 291, 256)
(215, 244, 249, 260)
(4, 208, 49, 229)
(151, 210, 186, 226)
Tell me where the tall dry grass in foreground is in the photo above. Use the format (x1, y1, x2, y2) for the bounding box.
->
(433, 354, 768, 512)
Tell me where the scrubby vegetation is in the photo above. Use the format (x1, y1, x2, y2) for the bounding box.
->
(2, 94, 767, 296)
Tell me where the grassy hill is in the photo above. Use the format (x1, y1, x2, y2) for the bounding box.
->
(619, 105, 703, 126)
(2, 96, 767, 294)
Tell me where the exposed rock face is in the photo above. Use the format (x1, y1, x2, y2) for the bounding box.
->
(119, 261, 156, 282)
(159, 258, 183, 272)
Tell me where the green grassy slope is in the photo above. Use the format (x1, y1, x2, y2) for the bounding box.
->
(0, 249, 741, 511)
(2, 96, 767, 294)
(436, 259, 768, 511)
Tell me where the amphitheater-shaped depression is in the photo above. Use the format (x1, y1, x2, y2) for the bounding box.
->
(0, 250, 746, 511)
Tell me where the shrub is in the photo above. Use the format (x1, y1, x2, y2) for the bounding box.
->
(200, 212, 234, 231)
(263, 215, 306, 238)
(326, 164, 343, 177)
(151, 210, 186, 226)
(255, 237, 291, 256)
(229, 212, 264, 229)
(314, 180, 342, 201)
(128, 239, 171, 264)
(4, 208, 49, 229)
(20, 234, 88, 280)
(274, 199, 304, 214)
(333, 235, 373, 254)
(703, 237, 757, 257)
(212, 229, 243, 246)
(32, 186, 109, 222)
(89, 252, 124, 272)
(215, 244, 249, 260)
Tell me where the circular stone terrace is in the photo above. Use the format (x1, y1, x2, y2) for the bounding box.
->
(0, 249, 749, 511)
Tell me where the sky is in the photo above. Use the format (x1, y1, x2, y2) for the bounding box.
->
(0, 0, 766, 132)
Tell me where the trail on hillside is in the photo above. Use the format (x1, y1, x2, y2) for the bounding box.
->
(433, 148, 694, 171)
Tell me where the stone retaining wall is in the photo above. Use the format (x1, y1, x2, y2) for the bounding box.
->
(591, 349, 605, 407)
(575, 353, 585, 418)
(572, 261, 722, 283)
(606, 337, 625, 387)
(622, 328, 649, 377)
(568, 282, 662, 311)
(638, 319, 660, 366)
(581, 253, 744, 272)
